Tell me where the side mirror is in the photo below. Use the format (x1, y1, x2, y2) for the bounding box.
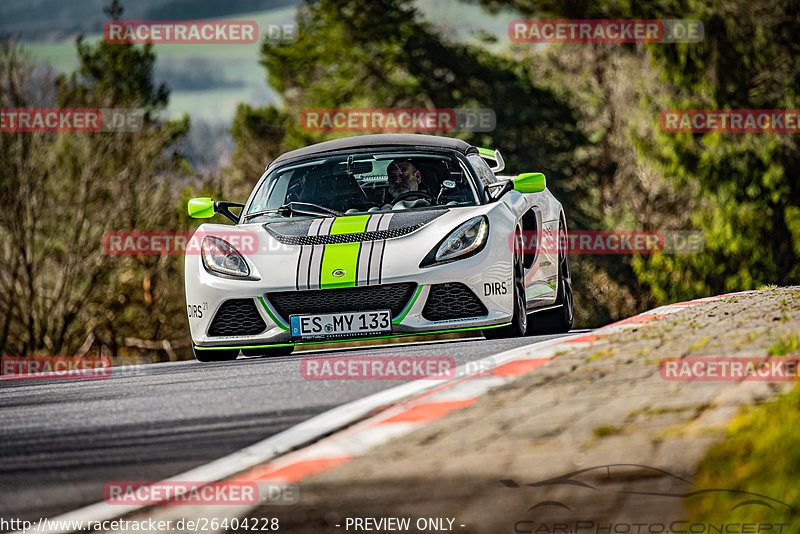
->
(477, 147, 505, 173)
(187, 197, 244, 224)
(188, 197, 215, 218)
(513, 172, 546, 194)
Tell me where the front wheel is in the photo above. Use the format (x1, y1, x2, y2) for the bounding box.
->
(483, 239, 527, 339)
(528, 222, 573, 334)
(193, 346, 239, 362)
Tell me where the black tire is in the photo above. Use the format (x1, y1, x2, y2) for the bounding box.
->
(241, 345, 294, 358)
(483, 236, 527, 339)
(527, 221, 574, 334)
(193, 346, 239, 362)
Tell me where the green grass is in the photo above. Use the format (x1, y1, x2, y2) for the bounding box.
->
(768, 333, 800, 356)
(686, 385, 800, 529)
(688, 336, 711, 351)
(744, 331, 764, 343)
(593, 425, 620, 437)
(587, 348, 615, 361)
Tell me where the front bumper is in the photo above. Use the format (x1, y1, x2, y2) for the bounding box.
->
(188, 266, 514, 351)
(191, 284, 512, 351)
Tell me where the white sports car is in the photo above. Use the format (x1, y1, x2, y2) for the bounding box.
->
(185, 134, 572, 361)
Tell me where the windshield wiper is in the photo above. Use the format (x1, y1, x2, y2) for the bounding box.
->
(243, 201, 343, 221)
(284, 201, 343, 217)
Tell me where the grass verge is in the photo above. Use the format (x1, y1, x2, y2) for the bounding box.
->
(686, 384, 800, 528)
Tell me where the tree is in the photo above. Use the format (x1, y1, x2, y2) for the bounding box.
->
(633, 0, 800, 299)
(475, 0, 800, 304)
(0, 0, 193, 359)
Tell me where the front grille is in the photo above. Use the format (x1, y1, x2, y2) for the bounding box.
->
(265, 225, 423, 245)
(267, 283, 417, 321)
(208, 299, 267, 337)
(422, 283, 488, 321)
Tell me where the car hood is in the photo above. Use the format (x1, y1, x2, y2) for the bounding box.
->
(261, 209, 448, 245)
(191, 205, 503, 292)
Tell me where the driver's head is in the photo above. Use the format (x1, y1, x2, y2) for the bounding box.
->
(387, 160, 421, 198)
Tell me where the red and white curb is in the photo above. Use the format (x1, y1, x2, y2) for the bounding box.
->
(225, 292, 759, 491)
(31, 290, 759, 533)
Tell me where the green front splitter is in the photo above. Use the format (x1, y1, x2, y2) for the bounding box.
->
(193, 322, 511, 351)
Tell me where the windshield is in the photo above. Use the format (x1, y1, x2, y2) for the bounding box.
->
(244, 151, 480, 221)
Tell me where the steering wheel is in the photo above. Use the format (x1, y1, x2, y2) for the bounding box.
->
(391, 190, 436, 205)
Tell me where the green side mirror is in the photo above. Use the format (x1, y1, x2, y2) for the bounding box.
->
(513, 172, 546, 194)
(188, 197, 215, 218)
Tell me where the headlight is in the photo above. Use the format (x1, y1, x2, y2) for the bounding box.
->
(201, 236, 250, 277)
(421, 216, 488, 267)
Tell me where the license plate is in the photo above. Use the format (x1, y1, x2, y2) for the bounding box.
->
(290, 310, 392, 340)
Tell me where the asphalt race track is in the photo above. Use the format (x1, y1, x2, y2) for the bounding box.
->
(0, 333, 579, 523)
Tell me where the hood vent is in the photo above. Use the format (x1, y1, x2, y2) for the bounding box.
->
(263, 209, 447, 245)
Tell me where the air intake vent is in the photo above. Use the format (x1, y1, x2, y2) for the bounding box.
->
(267, 283, 417, 321)
(422, 283, 488, 321)
(208, 299, 267, 337)
(265, 225, 423, 245)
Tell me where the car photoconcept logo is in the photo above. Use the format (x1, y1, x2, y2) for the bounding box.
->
(332, 269, 346, 277)
(501, 464, 794, 534)
(502, 464, 794, 511)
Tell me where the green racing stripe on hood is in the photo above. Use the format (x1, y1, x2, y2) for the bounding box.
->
(320, 215, 371, 288)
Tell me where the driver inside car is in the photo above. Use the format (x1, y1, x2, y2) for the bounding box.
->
(386, 159, 432, 204)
